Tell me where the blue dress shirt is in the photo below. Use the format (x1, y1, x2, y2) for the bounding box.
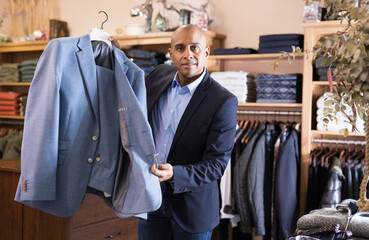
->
(150, 68, 206, 165)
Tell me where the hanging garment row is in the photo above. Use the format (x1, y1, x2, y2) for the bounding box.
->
(306, 145, 367, 213)
(218, 120, 300, 240)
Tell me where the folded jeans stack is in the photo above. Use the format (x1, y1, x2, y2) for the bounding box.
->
(256, 73, 302, 103)
(210, 71, 256, 103)
(213, 47, 258, 55)
(258, 34, 304, 54)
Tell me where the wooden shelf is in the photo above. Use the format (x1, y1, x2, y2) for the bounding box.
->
(0, 82, 31, 86)
(310, 130, 365, 137)
(0, 41, 48, 52)
(209, 53, 303, 61)
(115, 30, 226, 47)
(0, 115, 24, 120)
(302, 20, 347, 29)
(312, 81, 334, 86)
(238, 103, 302, 112)
(0, 158, 20, 173)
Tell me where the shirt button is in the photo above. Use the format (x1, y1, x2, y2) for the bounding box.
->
(164, 144, 167, 147)
(96, 157, 101, 162)
(170, 109, 173, 113)
(87, 158, 93, 163)
(92, 136, 98, 141)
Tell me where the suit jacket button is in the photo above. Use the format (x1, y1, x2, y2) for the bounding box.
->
(92, 136, 98, 141)
(96, 157, 101, 162)
(87, 158, 93, 163)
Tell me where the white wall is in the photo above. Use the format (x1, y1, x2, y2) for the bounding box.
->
(59, 0, 305, 49)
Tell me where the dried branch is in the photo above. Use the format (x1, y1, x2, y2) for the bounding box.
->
(156, 0, 180, 13)
(174, 0, 211, 12)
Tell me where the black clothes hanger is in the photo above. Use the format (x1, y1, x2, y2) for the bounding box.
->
(99, 10, 108, 30)
(91, 11, 115, 69)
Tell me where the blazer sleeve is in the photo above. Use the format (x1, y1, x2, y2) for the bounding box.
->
(171, 94, 238, 193)
(16, 39, 62, 201)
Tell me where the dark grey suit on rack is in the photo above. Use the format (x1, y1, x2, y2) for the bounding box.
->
(275, 129, 300, 240)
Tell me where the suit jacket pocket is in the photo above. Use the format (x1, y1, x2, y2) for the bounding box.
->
(57, 139, 69, 165)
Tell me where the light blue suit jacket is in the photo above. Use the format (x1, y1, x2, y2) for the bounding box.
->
(14, 34, 161, 217)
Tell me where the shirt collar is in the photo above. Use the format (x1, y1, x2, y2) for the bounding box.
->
(172, 67, 207, 95)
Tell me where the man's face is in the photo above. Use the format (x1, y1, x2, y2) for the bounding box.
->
(169, 28, 210, 85)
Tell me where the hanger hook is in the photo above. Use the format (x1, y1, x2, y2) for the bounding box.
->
(99, 11, 108, 29)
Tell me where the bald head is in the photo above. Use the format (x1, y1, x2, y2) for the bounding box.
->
(171, 24, 207, 48)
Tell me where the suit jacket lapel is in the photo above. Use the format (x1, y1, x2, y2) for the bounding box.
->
(147, 66, 176, 114)
(170, 72, 211, 153)
(75, 34, 99, 120)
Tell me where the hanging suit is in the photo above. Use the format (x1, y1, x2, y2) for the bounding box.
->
(14, 34, 161, 217)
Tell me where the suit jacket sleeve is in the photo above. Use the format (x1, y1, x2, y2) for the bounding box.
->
(171, 94, 238, 194)
(16, 39, 62, 201)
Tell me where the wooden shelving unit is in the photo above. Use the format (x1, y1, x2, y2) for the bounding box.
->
(300, 20, 358, 214)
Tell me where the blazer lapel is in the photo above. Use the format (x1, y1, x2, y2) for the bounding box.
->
(147, 65, 177, 114)
(112, 46, 130, 106)
(170, 72, 211, 153)
(75, 34, 99, 120)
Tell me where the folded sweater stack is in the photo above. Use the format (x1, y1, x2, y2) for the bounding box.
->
(0, 63, 19, 82)
(20, 59, 38, 82)
(256, 73, 302, 103)
(0, 92, 26, 116)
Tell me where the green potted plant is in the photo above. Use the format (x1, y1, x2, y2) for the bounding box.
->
(274, 0, 369, 211)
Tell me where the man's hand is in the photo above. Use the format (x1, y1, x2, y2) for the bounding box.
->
(151, 163, 174, 182)
(108, 36, 120, 48)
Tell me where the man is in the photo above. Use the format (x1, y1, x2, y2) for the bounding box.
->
(139, 24, 238, 240)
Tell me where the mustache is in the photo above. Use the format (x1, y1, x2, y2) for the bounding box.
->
(181, 61, 197, 65)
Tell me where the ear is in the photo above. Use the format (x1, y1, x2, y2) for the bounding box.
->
(168, 48, 173, 60)
(205, 46, 210, 58)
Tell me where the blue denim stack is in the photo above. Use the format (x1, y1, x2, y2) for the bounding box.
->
(258, 34, 304, 54)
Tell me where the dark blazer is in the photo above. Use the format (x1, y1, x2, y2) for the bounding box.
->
(146, 64, 238, 233)
(275, 129, 300, 240)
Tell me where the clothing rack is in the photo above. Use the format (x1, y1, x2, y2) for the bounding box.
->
(311, 138, 366, 146)
(237, 110, 302, 115)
